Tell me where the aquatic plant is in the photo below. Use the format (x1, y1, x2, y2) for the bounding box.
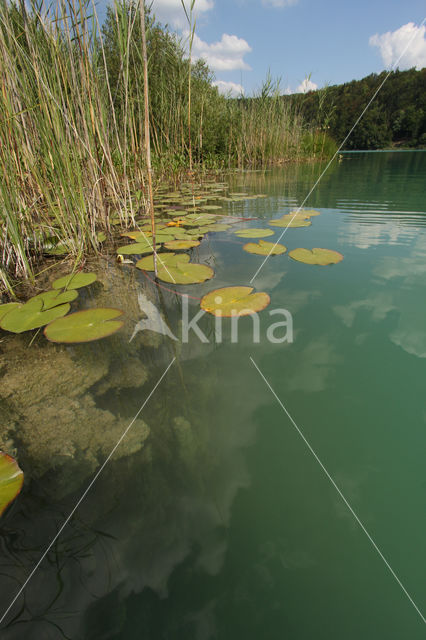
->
(52, 273, 98, 291)
(200, 286, 271, 317)
(234, 229, 275, 238)
(156, 262, 214, 285)
(0, 452, 24, 517)
(44, 308, 125, 343)
(164, 240, 200, 250)
(289, 248, 343, 265)
(243, 240, 287, 255)
(0, 299, 71, 333)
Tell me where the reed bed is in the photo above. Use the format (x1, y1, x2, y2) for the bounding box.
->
(0, 0, 335, 293)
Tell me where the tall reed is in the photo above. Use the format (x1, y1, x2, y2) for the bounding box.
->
(0, 0, 335, 294)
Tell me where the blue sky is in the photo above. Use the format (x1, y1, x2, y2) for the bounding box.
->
(148, 0, 426, 95)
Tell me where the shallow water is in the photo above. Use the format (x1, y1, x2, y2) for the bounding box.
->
(0, 151, 425, 639)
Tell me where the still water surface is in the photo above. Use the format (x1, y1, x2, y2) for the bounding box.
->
(0, 151, 425, 639)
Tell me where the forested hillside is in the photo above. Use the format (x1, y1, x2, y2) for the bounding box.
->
(288, 68, 426, 150)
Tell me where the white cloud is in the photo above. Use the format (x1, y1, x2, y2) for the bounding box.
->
(296, 77, 318, 93)
(151, 0, 214, 28)
(262, 0, 298, 7)
(369, 22, 426, 70)
(213, 80, 244, 97)
(191, 33, 252, 71)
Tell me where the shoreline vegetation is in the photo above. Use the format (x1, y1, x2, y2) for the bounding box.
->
(289, 68, 426, 151)
(0, 0, 337, 296)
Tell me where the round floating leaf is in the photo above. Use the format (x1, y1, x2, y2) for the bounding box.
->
(52, 272, 97, 290)
(97, 232, 107, 243)
(0, 452, 24, 517)
(200, 205, 223, 211)
(200, 286, 270, 317)
(164, 239, 200, 250)
(116, 241, 161, 255)
(288, 209, 320, 218)
(199, 223, 231, 233)
(289, 248, 344, 265)
(136, 253, 189, 272)
(30, 289, 78, 310)
(269, 216, 311, 228)
(0, 303, 21, 322)
(234, 228, 274, 238)
(157, 262, 214, 285)
(1, 300, 70, 333)
(243, 240, 287, 256)
(44, 308, 124, 343)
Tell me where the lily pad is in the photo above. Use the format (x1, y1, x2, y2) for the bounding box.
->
(0, 452, 24, 517)
(269, 216, 311, 228)
(116, 241, 161, 255)
(199, 223, 231, 232)
(234, 228, 274, 238)
(1, 299, 71, 333)
(30, 289, 78, 310)
(136, 253, 190, 271)
(200, 286, 270, 317)
(157, 262, 214, 285)
(164, 240, 200, 250)
(52, 272, 97, 290)
(0, 303, 21, 322)
(44, 308, 124, 343)
(289, 248, 344, 265)
(243, 240, 287, 255)
(97, 232, 107, 243)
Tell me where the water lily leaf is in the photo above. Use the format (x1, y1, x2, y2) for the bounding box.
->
(289, 248, 344, 265)
(234, 228, 274, 238)
(136, 252, 190, 271)
(52, 272, 97, 290)
(243, 240, 287, 255)
(30, 289, 78, 310)
(157, 262, 214, 285)
(269, 216, 311, 228)
(0, 452, 24, 517)
(1, 300, 71, 333)
(200, 286, 270, 317)
(116, 241, 161, 255)
(199, 223, 231, 232)
(0, 303, 21, 322)
(200, 205, 222, 211)
(97, 232, 107, 243)
(164, 240, 200, 250)
(291, 209, 321, 218)
(44, 308, 124, 343)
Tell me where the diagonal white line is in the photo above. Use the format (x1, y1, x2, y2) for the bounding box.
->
(249, 16, 426, 284)
(250, 356, 426, 625)
(0, 357, 176, 627)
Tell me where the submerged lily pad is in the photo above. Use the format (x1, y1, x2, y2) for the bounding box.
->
(0, 303, 21, 322)
(157, 262, 214, 285)
(243, 240, 287, 255)
(0, 299, 70, 333)
(234, 228, 274, 238)
(52, 272, 97, 290)
(164, 239, 200, 250)
(30, 289, 78, 310)
(289, 248, 343, 265)
(44, 308, 124, 343)
(200, 286, 270, 317)
(0, 452, 24, 517)
(136, 253, 190, 271)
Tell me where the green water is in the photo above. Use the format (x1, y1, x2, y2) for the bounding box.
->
(0, 151, 425, 639)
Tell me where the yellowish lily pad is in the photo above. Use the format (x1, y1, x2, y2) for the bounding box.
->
(200, 286, 270, 317)
(243, 240, 287, 256)
(0, 452, 24, 517)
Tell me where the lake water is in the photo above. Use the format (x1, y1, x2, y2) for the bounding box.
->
(0, 151, 425, 639)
